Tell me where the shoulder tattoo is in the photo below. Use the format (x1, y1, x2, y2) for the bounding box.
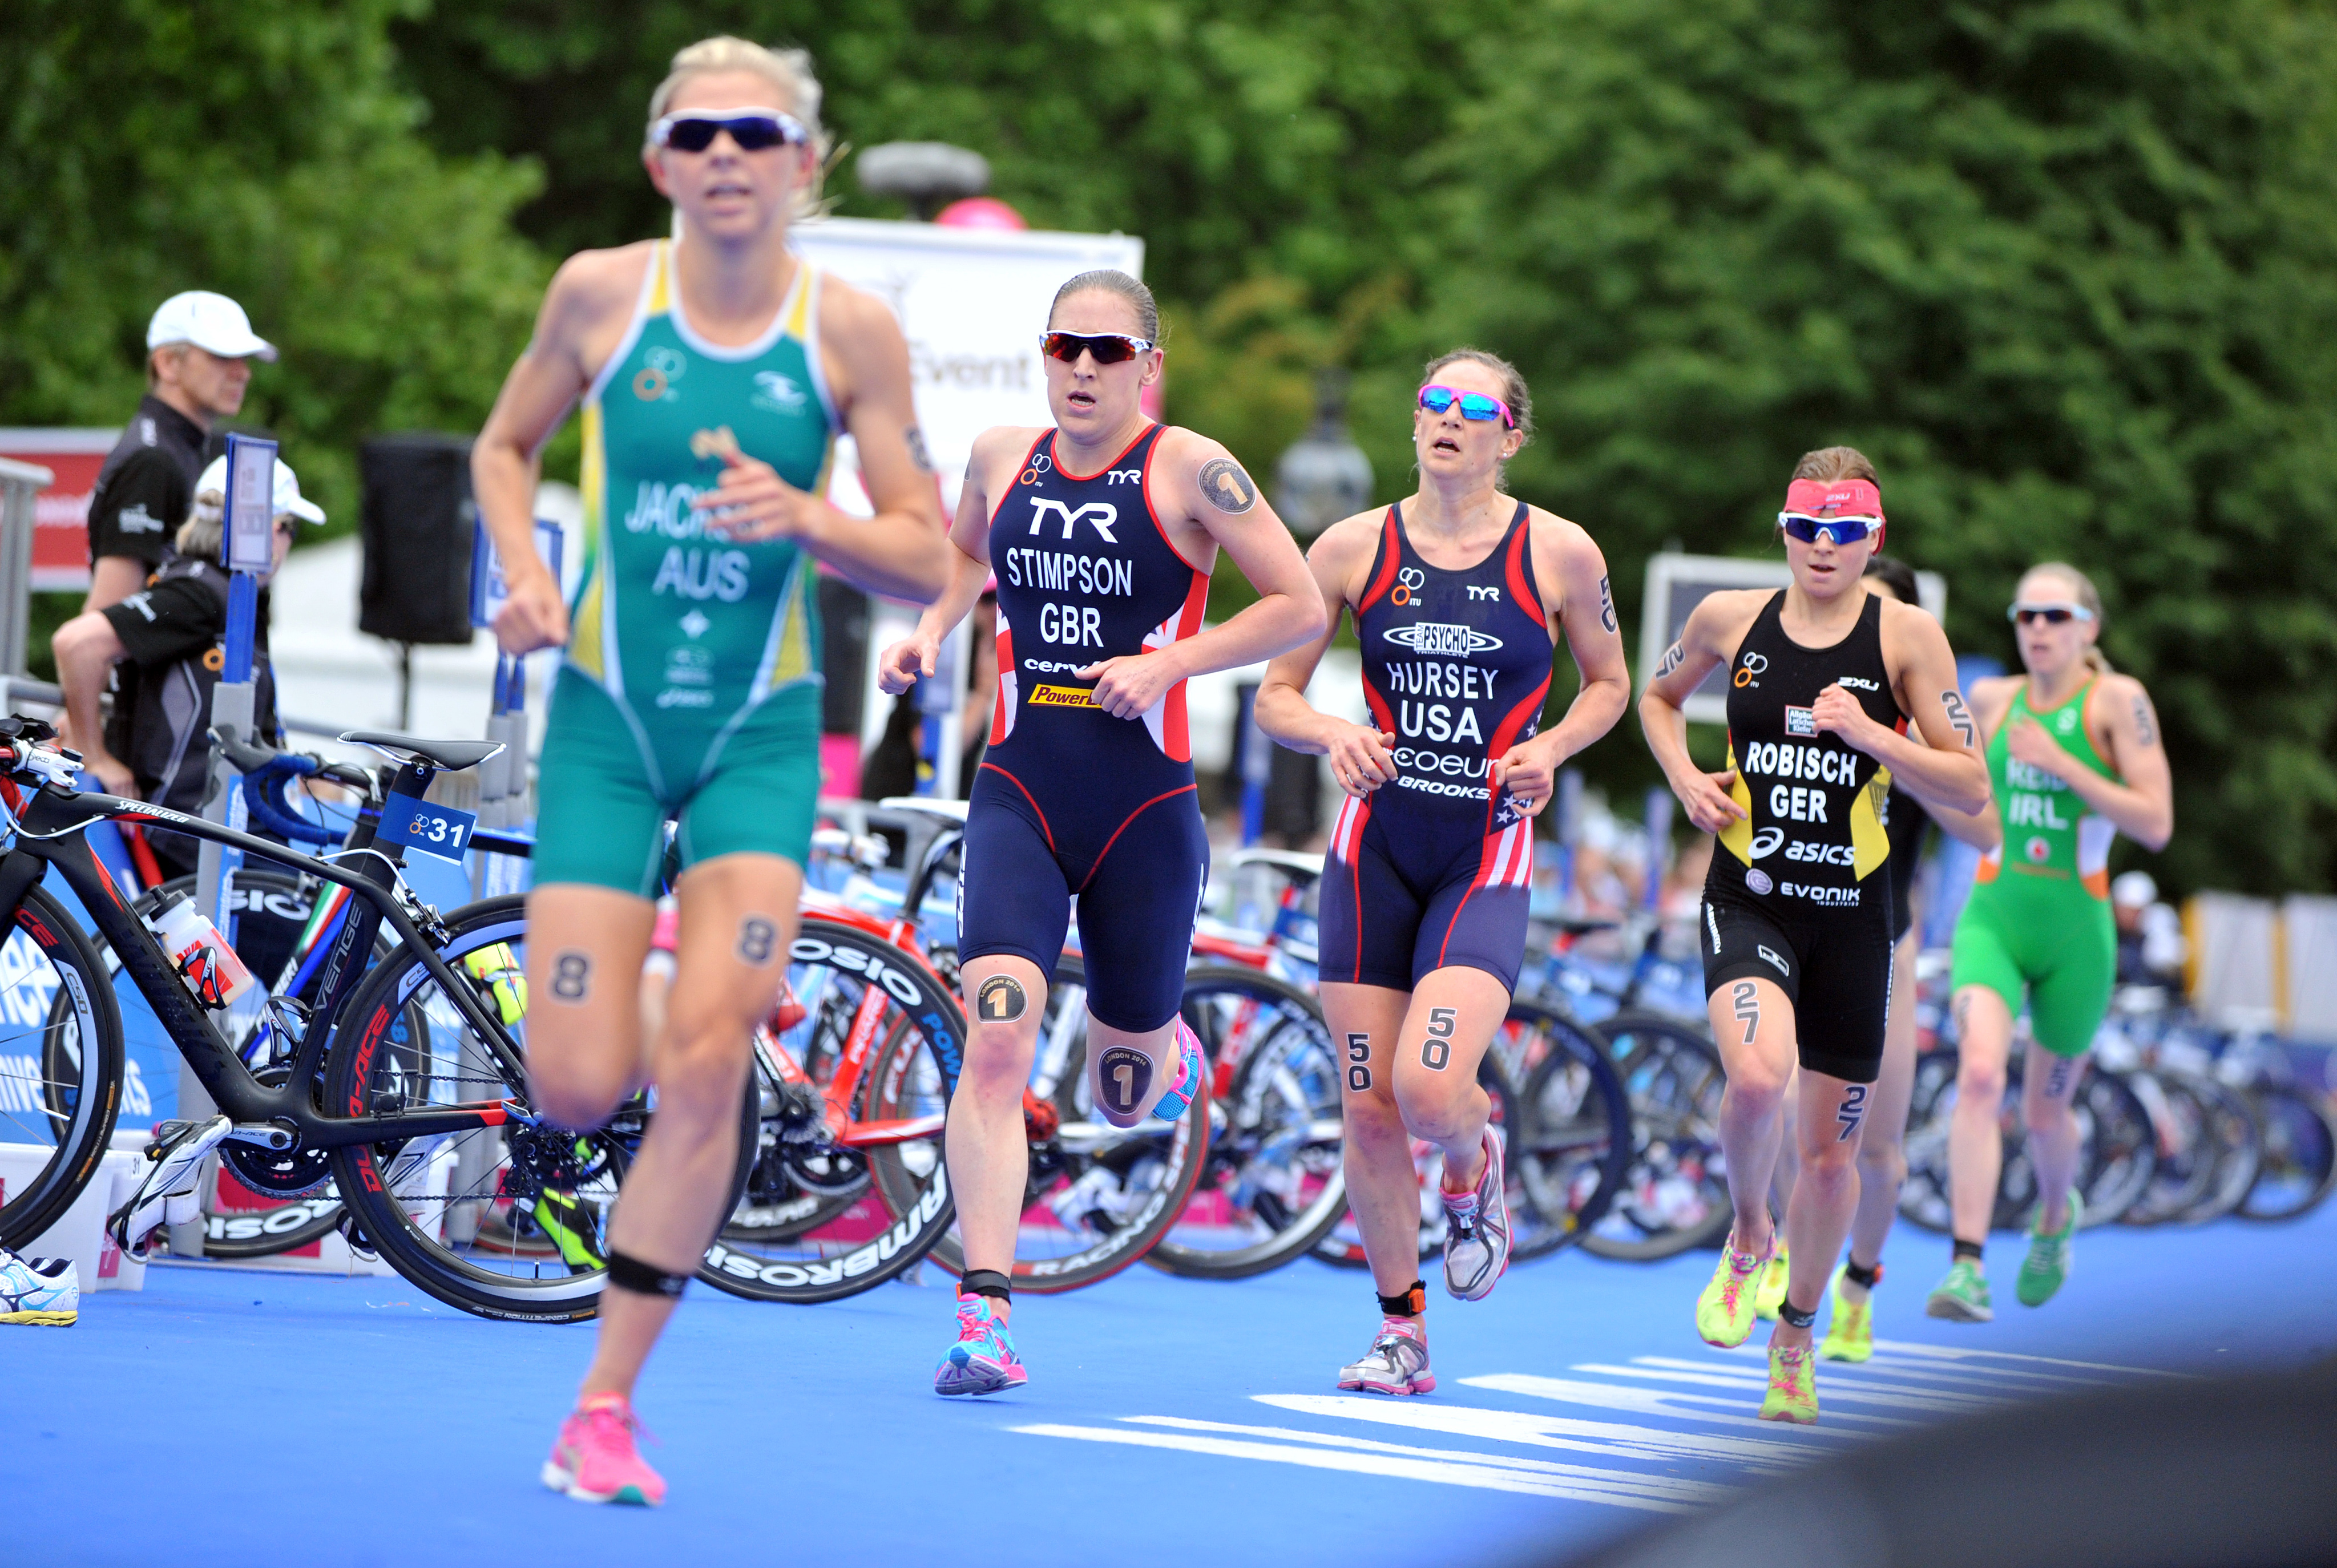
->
(1940, 689, 1976, 748)
(904, 425, 934, 472)
(1656, 640, 1686, 679)
(1597, 574, 1617, 634)
(2130, 690, 2158, 747)
(1197, 456, 1259, 514)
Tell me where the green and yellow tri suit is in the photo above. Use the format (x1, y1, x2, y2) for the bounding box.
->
(535, 240, 836, 895)
(1949, 680, 2121, 1058)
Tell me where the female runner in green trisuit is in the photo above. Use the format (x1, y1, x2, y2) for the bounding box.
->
(1927, 562, 2172, 1322)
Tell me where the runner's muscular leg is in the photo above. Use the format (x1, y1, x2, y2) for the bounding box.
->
(1087, 1015, 1182, 1128)
(1321, 982, 1420, 1312)
(1390, 966, 1508, 1189)
(1843, 930, 1921, 1298)
(948, 954, 1048, 1308)
(1775, 1066, 1868, 1348)
(1947, 984, 2015, 1263)
(524, 886, 656, 1129)
(584, 852, 797, 1401)
(1710, 975, 1796, 1260)
(2021, 1043, 2089, 1234)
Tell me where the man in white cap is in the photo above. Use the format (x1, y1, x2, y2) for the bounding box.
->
(80, 291, 277, 615)
(52, 453, 320, 877)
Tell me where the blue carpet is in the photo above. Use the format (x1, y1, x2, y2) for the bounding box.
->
(7, 1202, 2332, 1568)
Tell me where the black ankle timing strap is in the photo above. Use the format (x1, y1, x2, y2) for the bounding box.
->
(960, 1269, 1012, 1304)
(1952, 1238, 1984, 1263)
(606, 1248, 689, 1299)
(1378, 1280, 1426, 1317)
(1843, 1256, 1883, 1290)
(1777, 1298, 1817, 1329)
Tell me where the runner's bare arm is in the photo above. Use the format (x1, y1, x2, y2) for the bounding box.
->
(2021, 673, 2173, 850)
(1077, 433, 1327, 720)
(700, 281, 948, 602)
(1255, 513, 1398, 795)
(1494, 517, 1630, 811)
(1816, 600, 1990, 814)
(475, 248, 646, 654)
(1640, 590, 1763, 833)
(876, 426, 1031, 694)
(1915, 673, 2015, 851)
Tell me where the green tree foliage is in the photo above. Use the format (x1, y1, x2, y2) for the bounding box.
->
(0, 0, 549, 536)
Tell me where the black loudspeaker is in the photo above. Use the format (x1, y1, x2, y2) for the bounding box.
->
(359, 433, 478, 645)
(820, 574, 871, 735)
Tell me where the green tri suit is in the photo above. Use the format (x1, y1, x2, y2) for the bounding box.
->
(534, 239, 835, 895)
(1948, 679, 2121, 1058)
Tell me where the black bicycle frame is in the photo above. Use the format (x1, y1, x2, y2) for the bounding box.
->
(0, 776, 523, 1153)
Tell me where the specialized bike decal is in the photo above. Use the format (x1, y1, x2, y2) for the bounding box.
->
(1346, 1031, 1372, 1093)
(550, 950, 593, 1003)
(1836, 1082, 1868, 1142)
(737, 915, 778, 965)
(1420, 1007, 1457, 1070)
(976, 974, 1027, 1023)
(1731, 980, 1759, 1046)
(1095, 1044, 1153, 1114)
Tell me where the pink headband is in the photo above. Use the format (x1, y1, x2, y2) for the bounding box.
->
(1782, 478, 1883, 521)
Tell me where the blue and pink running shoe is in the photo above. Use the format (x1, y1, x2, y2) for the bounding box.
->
(1152, 1022, 1205, 1122)
(935, 1293, 1027, 1397)
(542, 1392, 665, 1506)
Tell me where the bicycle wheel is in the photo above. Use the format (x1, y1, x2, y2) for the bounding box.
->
(1310, 1054, 1525, 1270)
(321, 896, 758, 1323)
(1145, 964, 1347, 1281)
(2239, 1084, 2337, 1221)
(1583, 1016, 1733, 1260)
(2170, 1072, 2262, 1225)
(2122, 1069, 2222, 1226)
(922, 954, 1212, 1294)
(3, 882, 126, 1248)
(700, 916, 964, 1303)
(1509, 1000, 1631, 1263)
(2073, 1065, 2155, 1226)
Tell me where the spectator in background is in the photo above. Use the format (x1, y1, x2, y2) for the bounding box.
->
(861, 589, 998, 801)
(81, 292, 276, 614)
(51, 454, 318, 878)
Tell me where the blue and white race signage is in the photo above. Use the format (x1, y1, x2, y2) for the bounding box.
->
(377, 793, 478, 863)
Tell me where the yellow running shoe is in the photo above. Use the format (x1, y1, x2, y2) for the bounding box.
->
(1758, 1342, 1819, 1422)
(1694, 1236, 1767, 1348)
(1819, 1266, 1873, 1363)
(1753, 1241, 1791, 1321)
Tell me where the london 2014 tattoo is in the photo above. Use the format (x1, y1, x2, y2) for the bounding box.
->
(1656, 640, 1686, 680)
(550, 950, 593, 1003)
(1731, 980, 1759, 1046)
(1346, 1032, 1372, 1093)
(1096, 1044, 1154, 1115)
(2130, 693, 2157, 746)
(976, 974, 1027, 1023)
(1941, 689, 1976, 747)
(1836, 1082, 1868, 1142)
(1197, 457, 1259, 514)
(1597, 575, 1618, 634)
(904, 425, 934, 473)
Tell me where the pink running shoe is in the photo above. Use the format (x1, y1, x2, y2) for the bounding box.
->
(1337, 1319, 1435, 1396)
(935, 1292, 1028, 1397)
(542, 1392, 665, 1506)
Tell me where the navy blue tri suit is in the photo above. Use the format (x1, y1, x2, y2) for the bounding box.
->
(958, 423, 1213, 1033)
(1319, 502, 1555, 993)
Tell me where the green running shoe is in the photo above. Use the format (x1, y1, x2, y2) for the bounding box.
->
(1757, 1342, 1819, 1424)
(532, 1187, 606, 1274)
(1753, 1241, 1791, 1322)
(1819, 1267, 1873, 1363)
(1925, 1258, 1993, 1322)
(1695, 1237, 1767, 1348)
(2016, 1191, 2082, 1307)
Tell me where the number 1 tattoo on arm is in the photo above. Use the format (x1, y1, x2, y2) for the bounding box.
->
(1731, 980, 1759, 1046)
(1941, 690, 1976, 748)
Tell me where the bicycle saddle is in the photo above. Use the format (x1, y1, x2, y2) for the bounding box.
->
(339, 730, 504, 771)
(875, 795, 970, 825)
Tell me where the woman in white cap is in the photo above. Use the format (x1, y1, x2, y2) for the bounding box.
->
(51, 452, 318, 877)
(81, 292, 277, 616)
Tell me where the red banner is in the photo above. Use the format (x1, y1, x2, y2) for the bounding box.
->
(0, 429, 119, 591)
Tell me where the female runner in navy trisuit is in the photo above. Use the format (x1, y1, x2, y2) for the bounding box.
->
(1256, 350, 1629, 1396)
(877, 270, 1324, 1396)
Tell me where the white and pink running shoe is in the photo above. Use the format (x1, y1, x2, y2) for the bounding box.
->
(1338, 1319, 1435, 1396)
(542, 1392, 665, 1506)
